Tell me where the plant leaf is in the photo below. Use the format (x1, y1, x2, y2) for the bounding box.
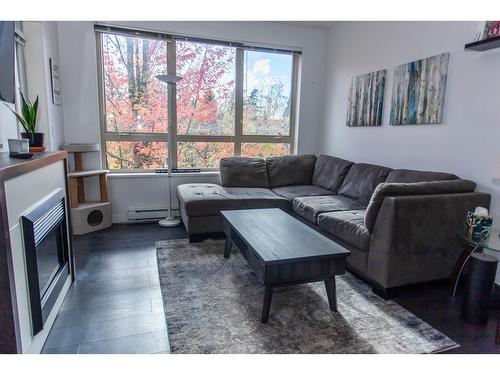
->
(28, 106, 35, 132)
(3, 104, 30, 132)
(32, 96, 39, 132)
(20, 92, 30, 124)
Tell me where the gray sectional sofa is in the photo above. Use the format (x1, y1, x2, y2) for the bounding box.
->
(177, 154, 490, 297)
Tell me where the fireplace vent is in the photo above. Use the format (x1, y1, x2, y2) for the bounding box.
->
(33, 200, 65, 246)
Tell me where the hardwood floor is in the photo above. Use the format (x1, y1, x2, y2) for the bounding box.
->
(395, 281, 500, 353)
(42, 223, 187, 354)
(42, 223, 500, 354)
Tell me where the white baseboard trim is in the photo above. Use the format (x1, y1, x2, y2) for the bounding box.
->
(112, 209, 181, 224)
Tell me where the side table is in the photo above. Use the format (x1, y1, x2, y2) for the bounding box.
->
(450, 230, 500, 345)
(497, 316, 500, 344)
(462, 253, 498, 325)
(450, 230, 500, 296)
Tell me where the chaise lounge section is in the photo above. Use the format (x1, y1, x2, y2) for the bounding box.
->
(177, 154, 490, 297)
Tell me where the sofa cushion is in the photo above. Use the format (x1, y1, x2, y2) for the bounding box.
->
(177, 183, 288, 217)
(337, 163, 392, 202)
(317, 210, 370, 251)
(293, 195, 367, 224)
(266, 154, 317, 188)
(272, 185, 335, 201)
(386, 169, 458, 183)
(364, 179, 477, 232)
(220, 157, 269, 188)
(312, 155, 354, 193)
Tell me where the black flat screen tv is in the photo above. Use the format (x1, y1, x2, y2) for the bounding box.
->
(0, 22, 15, 104)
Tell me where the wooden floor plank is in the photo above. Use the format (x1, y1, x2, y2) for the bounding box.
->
(43, 313, 166, 349)
(77, 330, 170, 354)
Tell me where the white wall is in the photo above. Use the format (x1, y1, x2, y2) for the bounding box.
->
(23, 21, 65, 151)
(0, 101, 18, 151)
(321, 21, 500, 223)
(57, 21, 328, 222)
(108, 173, 220, 223)
(0, 26, 19, 151)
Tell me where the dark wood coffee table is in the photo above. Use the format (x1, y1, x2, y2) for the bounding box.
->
(221, 208, 350, 323)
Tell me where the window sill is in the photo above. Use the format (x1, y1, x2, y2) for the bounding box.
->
(107, 171, 220, 179)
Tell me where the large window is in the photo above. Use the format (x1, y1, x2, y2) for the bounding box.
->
(97, 27, 299, 171)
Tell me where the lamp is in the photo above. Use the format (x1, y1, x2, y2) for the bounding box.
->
(156, 74, 183, 227)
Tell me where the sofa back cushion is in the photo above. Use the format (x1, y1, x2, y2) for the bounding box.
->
(364, 179, 477, 231)
(219, 157, 269, 188)
(338, 163, 392, 202)
(312, 155, 354, 193)
(386, 169, 458, 183)
(266, 154, 317, 188)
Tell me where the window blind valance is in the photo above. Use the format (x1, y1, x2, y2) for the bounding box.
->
(93, 22, 302, 55)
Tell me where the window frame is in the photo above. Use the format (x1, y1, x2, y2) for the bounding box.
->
(96, 27, 300, 173)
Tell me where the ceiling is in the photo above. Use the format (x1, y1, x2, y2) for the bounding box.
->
(275, 21, 337, 29)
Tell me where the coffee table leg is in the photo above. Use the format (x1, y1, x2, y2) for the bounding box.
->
(224, 236, 232, 258)
(324, 278, 338, 312)
(261, 286, 273, 324)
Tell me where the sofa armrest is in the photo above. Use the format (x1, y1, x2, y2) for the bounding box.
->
(367, 192, 491, 289)
(364, 179, 477, 231)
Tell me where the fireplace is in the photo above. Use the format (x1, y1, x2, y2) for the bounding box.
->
(22, 189, 70, 335)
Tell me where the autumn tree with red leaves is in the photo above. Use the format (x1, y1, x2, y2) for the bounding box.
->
(102, 34, 290, 170)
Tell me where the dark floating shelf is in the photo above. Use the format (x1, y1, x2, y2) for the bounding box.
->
(465, 35, 500, 51)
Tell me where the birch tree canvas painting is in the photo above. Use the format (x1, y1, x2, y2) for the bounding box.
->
(346, 70, 386, 127)
(390, 53, 449, 125)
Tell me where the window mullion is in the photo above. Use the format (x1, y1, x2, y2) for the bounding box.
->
(240, 135, 292, 144)
(95, 32, 108, 170)
(177, 135, 234, 143)
(289, 54, 300, 154)
(103, 132, 167, 142)
(234, 48, 244, 156)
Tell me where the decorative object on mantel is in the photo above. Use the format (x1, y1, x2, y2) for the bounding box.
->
(8, 138, 32, 159)
(64, 143, 111, 235)
(484, 21, 500, 39)
(390, 53, 449, 125)
(472, 22, 487, 42)
(7, 138, 29, 153)
(4, 93, 44, 147)
(465, 21, 500, 51)
(346, 69, 386, 127)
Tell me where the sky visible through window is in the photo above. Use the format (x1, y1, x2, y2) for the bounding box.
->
(244, 51, 292, 96)
(243, 51, 292, 136)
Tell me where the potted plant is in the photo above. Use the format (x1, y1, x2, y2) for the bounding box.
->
(5, 93, 44, 147)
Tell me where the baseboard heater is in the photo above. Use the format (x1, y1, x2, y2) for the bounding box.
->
(127, 207, 180, 222)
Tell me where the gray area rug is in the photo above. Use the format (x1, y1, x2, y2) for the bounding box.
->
(156, 239, 458, 354)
